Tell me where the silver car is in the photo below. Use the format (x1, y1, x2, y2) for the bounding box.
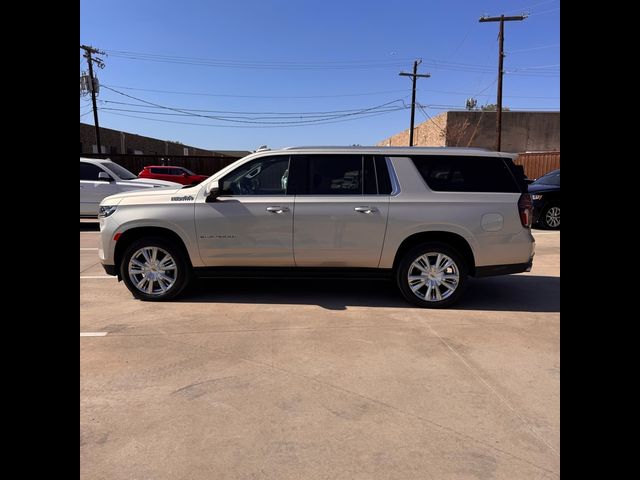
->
(97, 147, 535, 308)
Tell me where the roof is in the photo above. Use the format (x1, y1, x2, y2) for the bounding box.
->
(270, 146, 515, 158)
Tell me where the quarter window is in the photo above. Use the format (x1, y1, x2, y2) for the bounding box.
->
(410, 155, 519, 193)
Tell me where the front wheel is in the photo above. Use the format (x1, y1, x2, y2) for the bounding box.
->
(396, 242, 468, 308)
(120, 237, 191, 301)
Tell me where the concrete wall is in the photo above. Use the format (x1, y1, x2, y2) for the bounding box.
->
(377, 112, 448, 147)
(446, 111, 560, 152)
(378, 111, 560, 153)
(80, 123, 214, 156)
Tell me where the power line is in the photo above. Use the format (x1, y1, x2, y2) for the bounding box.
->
(103, 83, 559, 100)
(100, 106, 406, 121)
(102, 49, 556, 76)
(100, 99, 408, 116)
(102, 84, 410, 99)
(528, 8, 560, 16)
(507, 43, 559, 54)
(100, 85, 408, 125)
(104, 49, 411, 70)
(504, 0, 557, 15)
(101, 107, 407, 129)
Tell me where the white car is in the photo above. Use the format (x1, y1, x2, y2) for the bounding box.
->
(80, 158, 181, 217)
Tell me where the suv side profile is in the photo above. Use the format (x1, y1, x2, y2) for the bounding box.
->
(98, 147, 535, 308)
(138, 165, 209, 186)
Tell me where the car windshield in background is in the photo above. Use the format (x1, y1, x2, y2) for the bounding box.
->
(183, 168, 196, 175)
(103, 161, 137, 180)
(532, 170, 560, 186)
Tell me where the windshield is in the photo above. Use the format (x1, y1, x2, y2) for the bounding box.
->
(182, 167, 196, 176)
(532, 170, 560, 186)
(102, 161, 137, 180)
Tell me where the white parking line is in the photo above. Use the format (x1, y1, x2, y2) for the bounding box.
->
(80, 276, 116, 279)
(80, 332, 108, 337)
(80, 248, 99, 251)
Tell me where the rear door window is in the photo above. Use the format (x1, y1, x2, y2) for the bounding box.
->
(288, 155, 387, 195)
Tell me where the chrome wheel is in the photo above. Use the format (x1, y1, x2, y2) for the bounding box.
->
(407, 252, 460, 302)
(128, 246, 178, 296)
(545, 206, 560, 228)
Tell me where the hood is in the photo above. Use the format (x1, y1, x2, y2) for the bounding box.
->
(528, 183, 560, 194)
(125, 178, 182, 187)
(101, 186, 184, 205)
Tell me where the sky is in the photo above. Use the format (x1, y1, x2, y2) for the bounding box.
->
(80, 0, 559, 151)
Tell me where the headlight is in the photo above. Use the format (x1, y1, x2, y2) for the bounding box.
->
(531, 194, 544, 200)
(98, 205, 117, 217)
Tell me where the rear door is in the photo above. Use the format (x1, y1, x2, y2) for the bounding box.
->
(291, 154, 390, 267)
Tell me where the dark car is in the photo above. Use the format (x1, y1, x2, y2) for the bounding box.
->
(529, 169, 560, 229)
(138, 166, 209, 186)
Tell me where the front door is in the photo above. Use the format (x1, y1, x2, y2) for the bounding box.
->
(291, 154, 390, 267)
(80, 162, 119, 215)
(195, 155, 294, 266)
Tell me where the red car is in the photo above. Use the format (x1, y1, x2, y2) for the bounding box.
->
(138, 166, 209, 186)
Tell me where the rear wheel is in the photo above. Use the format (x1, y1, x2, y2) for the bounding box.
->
(396, 242, 468, 308)
(120, 237, 191, 301)
(541, 204, 560, 229)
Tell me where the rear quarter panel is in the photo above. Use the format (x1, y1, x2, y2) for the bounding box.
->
(379, 156, 535, 269)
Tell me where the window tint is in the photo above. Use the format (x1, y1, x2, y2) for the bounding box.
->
(150, 167, 165, 174)
(363, 156, 377, 194)
(307, 155, 362, 194)
(220, 155, 290, 195)
(374, 156, 392, 194)
(80, 162, 104, 181)
(410, 155, 519, 193)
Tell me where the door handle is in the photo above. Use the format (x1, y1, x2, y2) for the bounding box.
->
(266, 206, 290, 214)
(354, 206, 378, 214)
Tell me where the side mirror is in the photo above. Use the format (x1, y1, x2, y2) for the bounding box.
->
(205, 182, 220, 202)
(98, 172, 112, 182)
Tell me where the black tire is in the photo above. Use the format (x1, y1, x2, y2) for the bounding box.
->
(540, 204, 560, 230)
(120, 236, 192, 301)
(396, 242, 468, 308)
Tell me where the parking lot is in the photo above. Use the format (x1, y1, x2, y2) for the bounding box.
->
(80, 221, 559, 479)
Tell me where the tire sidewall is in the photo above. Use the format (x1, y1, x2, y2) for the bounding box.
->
(396, 242, 468, 308)
(120, 237, 191, 301)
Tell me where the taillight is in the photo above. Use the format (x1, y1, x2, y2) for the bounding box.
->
(518, 193, 533, 228)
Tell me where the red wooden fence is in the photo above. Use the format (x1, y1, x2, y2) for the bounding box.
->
(514, 151, 560, 180)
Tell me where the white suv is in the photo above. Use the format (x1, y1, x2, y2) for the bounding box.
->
(80, 158, 181, 216)
(97, 147, 535, 308)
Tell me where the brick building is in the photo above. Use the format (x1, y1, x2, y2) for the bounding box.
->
(80, 123, 247, 157)
(377, 111, 560, 153)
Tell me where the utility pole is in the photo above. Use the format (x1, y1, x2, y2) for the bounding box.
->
(479, 14, 526, 151)
(80, 45, 106, 154)
(399, 60, 431, 146)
